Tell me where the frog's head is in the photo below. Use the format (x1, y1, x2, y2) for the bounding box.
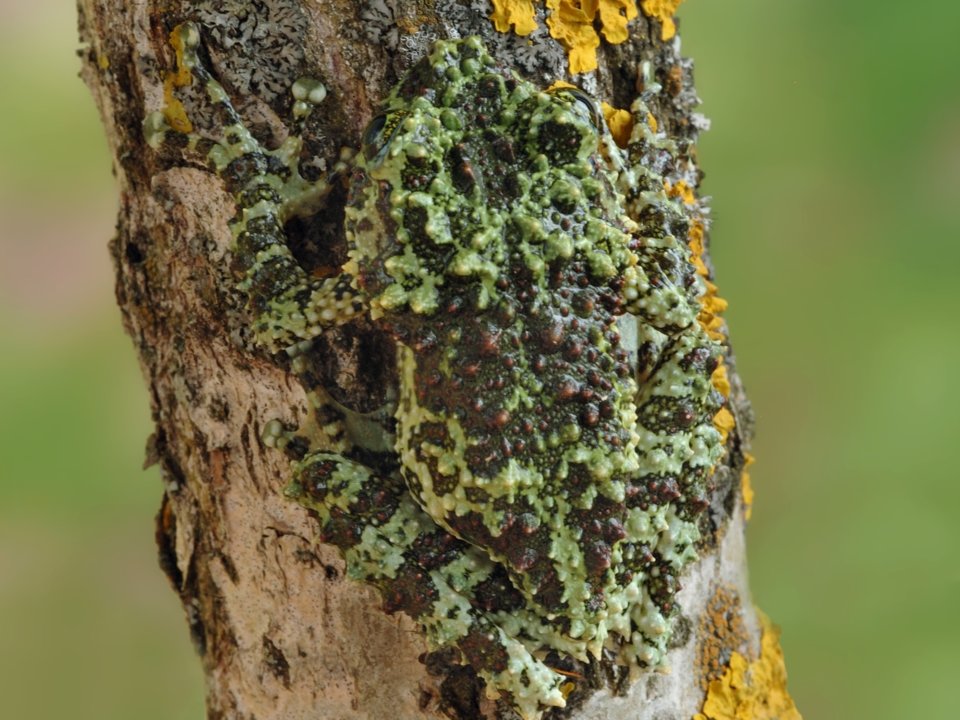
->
(343, 37, 629, 320)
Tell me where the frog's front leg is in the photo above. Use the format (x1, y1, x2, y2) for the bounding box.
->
(146, 22, 367, 353)
(287, 454, 567, 718)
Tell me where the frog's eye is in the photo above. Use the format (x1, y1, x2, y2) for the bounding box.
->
(361, 111, 406, 163)
(550, 87, 603, 133)
(361, 114, 388, 160)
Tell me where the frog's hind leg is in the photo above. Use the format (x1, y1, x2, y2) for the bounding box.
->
(288, 453, 567, 718)
(145, 22, 366, 353)
(615, 323, 725, 669)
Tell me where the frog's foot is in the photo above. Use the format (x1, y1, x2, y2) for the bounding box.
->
(145, 22, 367, 353)
(287, 453, 567, 719)
(621, 232, 704, 333)
(632, 326, 723, 501)
(259, 418, 315, 461)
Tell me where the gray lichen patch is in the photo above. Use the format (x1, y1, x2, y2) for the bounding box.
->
(195, 0, 308, 104)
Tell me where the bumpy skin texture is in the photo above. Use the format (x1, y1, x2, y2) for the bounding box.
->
(148, 26, 724, 720)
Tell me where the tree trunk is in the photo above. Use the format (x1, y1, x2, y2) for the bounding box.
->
(78, 1, 800, 718)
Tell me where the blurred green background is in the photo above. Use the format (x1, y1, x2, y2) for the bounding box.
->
(1, 1, 957, 718)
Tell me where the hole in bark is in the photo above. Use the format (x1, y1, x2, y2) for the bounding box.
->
(125, 241, 145, 264)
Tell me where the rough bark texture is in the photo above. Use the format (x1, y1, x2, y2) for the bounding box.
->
(78, 1, 776, 718)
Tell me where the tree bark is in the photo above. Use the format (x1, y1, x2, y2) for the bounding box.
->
(78, 1, 797, 718)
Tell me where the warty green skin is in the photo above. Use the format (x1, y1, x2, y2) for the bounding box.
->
(147, 25, 725, 719)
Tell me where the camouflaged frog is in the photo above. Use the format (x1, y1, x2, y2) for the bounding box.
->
(147, 24, 725, 719)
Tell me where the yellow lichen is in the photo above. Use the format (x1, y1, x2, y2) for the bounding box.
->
(710, 362, 733, 441)
(677, 191, 733, 445)
(487, 0, 686, 73)
(601, 102, 634, 147)
(666, 178, 696, 205)
(596, 0, 640, 44)
(161, 26, 194, 134)
(490, 0, 539, 35)
(641, 0, 685, 41)
(544, 0, 603, 74)
(396, 16, 427, 35)
(694, 612, 802, 720)
(741, 452, 755, 520)
(696, 585, 749, 690)
(645, 111, 658, 133)
(489, 0, 644, 75)
(710, 361, 731, 398)
(681, 217, 727, 342)
(712, 406, 735, 444)
(685, 218, 729, 343)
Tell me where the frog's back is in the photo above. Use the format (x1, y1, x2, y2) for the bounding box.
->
(344, 38, 647, 621)
(395, 254, 641, 618)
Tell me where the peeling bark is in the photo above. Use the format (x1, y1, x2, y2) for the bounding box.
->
(78, 1, 782, 718)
